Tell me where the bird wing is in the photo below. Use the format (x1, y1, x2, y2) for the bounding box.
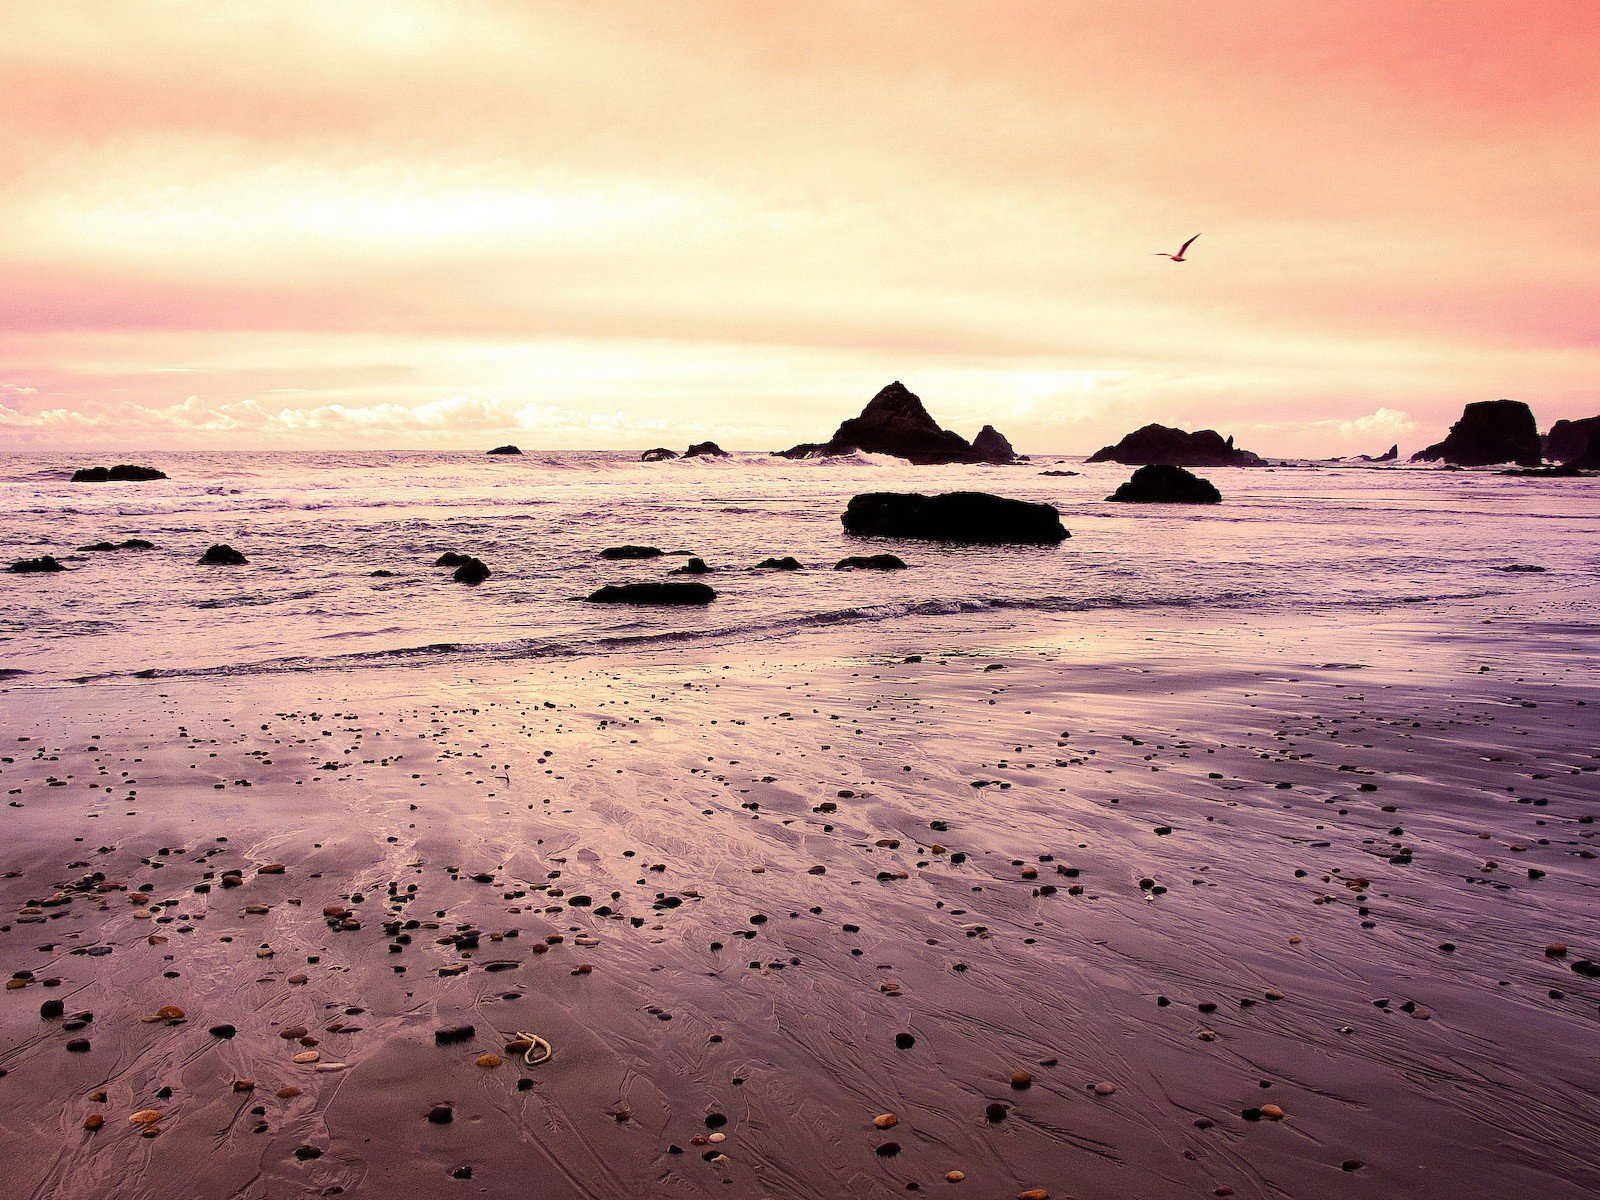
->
(1178, 233, 1200, 255)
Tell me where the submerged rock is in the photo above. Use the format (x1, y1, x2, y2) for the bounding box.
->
(777, 382, 983, 464)
(757, 556, 803, 570)
(841, 491, 1069, 544)
(835, 554, 907, 570)
(485, 444, 522, 455)
(641, 447, 679, 462)
(77, 539, 155, 552)
(587, 582, 716, 605)
(1087, 425, 1264, 467)
(1412, 400, 1540, 467)
(1106, 464, 1222, 504)
(601, 545, 663, 560)
(452, 557, 491, 585)
(8, 556, 65, 573)
(683, 442, 728, 458)
(70, 464, 168, 483)
(199, 544, 247, 565)
(670, 557, 710, 574)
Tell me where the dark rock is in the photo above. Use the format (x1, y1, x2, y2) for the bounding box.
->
(600, 545, 663, 560)
(1495, 564, 1546, 573)
(40, 998, 65, 1019)
(200, 544, 247, 565)
(434, 552, 468, 566)
(587, 582, 716, 605)
(77, 538, 154, 552)
(370, 569, 396, 577)
(756, 556, 803, 570)
(434, 1024, 475, 1045)
(8, 556, 65, 573)
(209, 1023, 237, 1038)
(427, 1104, 454, 1124)
(485, 444, 522, 455)
(641, 447, 679, 462)
(1499, 464, 1589, 478)
(70, 464, 168, 483)
(1039, 469, 1079, 477)
(452, 557, 490, 585)
(1106, 464, 1222, 504)
(972, 424, 1023, 464)
(1412, 400, 1540, 467)
(1087, 424, 1264, 467)
(835, 554, 907, 570)
(841, 491, 1069, 544)
(777, 382, 982, 464)
(670, 557, 710, 575)
(683, 442, 728, 458)
(1375, 444, 1398, 462)
(1546, 416, 1600, 465)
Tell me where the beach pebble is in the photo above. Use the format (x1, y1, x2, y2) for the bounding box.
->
(945, 1171, 964, 1183)
(1010, 1070, 1033, 1090)
(1018, 1190, 1050, 1200)
(83, 1114, 103, 1131)
(129, 1109, 163, 1125)
(1092, 1081, 1116, 1096)
(475, 1053, 503, 1068)
(292, 1050, 320, 1064)
(872, 1113, 898, 1129)
(426, 1104, 454, 1124)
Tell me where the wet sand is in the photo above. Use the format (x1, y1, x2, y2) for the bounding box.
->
(2, 604, 1597, 1199)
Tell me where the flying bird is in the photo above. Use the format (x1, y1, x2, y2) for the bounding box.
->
(1154, 234, 1200, 262)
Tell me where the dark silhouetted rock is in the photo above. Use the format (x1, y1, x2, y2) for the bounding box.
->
(670, 557, 710, 574)
(835, 554, 907, 570)
(452, 557, 490, 585)
(486, 444, 522, 455)
(71, 464, 168, 483)
(641, 447, 679, 462)
(757, 556, 802, 570)
(1411, 400, 1540, 467)
(601, 545, 663, 560)
(1375, 444, 1398, 462)
(77, 538, 155, 552)
(683, 442, 728, 458)
(9, 556, 65, 573)
(1546, 416, 1600, 467)
(1496, 564, 1546, 573)
(972, 425, 1023, 464)
(1039, 469, 1079, 477)
(1106, 464, 1222, 504)
(587, 582, 716, 605)
(370, 569, 396, 577)
(841, 491, 1069, 544)
(1087, 425, 1264, 467)
(200, 544, 247, 565)
(1499, 464, 1589, 478)
(778, 382, 981, 464)
(435, 552, 468, 567)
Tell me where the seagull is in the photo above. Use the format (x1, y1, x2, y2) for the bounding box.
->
(1154, 233, 1200, 262)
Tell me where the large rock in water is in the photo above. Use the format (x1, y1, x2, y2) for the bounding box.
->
(972, 425, 1023, 464)
(1411, 400, 1540, 467)
(587, 582, 715, 605)
(841, 492, 1069, 544)
(485, 444, 522, 455)
(1546, 416, 1600, 466)
(1106, 464, 1222, 504)
(71, 464, 167, 482)
(8, 556, 65, 573)
(683, 442, 728, 458)
(640, 447, 678, 462)
(778, 382, 982, 464)
(1087, 425, 1264, 467)
(200, 544, 247, 565)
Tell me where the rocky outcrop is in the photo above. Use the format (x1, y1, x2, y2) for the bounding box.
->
(601, 545, 663, 560)
(1105, 464, 1222, 504)
(1546, 416, 1600, 466)
(451, 557, 491, 585)
(670, 557, 710, 574)
(485, 445, 522, 455)
(683, 442, 728, 458)
(777, 382, 984, 464)
(972, 425, 1023, 464)
(71, 464, 168, 482)
(1411, 400, 1540, 467)
(835, 554, 907, 570)
(200, 544, 247, 565)
(841, 491, 1069, 544)
(1039, 469, 1079, 477)
(756, 556, 802, 570)
(640, 447, 678, 462)
(1087, 425, 1264, 467)
(8, 556, 65, 573)
(77, 539, 154, 552)
(587, 582, 716, 605)
(1375, 444, 1398, 462)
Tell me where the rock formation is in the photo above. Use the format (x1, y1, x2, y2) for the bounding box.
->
(1105, 464, 1222, 504)
(777, 382, 999, 465)
(601, 545, 663, 560)
(834, 554, 907, 570)
(451, 557, 491, 585)
(200, 544, 247, 565)
(972, 425, 1023, 464)
(670, 557, 710, 574)
(640, 447, 678, 462)
(485, 445, 522, 455)
(1546, 416, 1600, 467)
(71, 464, 168, 482)
(683, 442, 728, 458)
(9, 556, 65, 573)
(586, 582, 716, 605)
(840, 491, 1069, 544)
(1411, 400, 1540, 467)
(1087, 425, 1264, 467)
(77, 539, 154, 552)
(756, 556, 803, 570)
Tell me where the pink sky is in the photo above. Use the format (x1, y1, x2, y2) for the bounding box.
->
(2, 1, 1597, 455)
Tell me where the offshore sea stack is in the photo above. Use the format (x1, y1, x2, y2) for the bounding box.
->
(1546, 416, 1600, 468)
(1411, 400, 1540, 467)
(1106, 464, 1222, 504)
(1087, 425, 1264, 467)
(972, 425, 1024, 464)
(777, 382, 1016, 465)
(841, 491, 1068, 544)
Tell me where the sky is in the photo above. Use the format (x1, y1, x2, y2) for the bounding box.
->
(2, 0, 1597, 456)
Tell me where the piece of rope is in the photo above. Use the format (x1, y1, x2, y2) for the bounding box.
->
(512, 1032, 553, 1065)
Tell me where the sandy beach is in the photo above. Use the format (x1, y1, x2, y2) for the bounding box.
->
(4, 600, 1596, 1200)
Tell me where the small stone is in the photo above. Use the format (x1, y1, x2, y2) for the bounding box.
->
(1010, 1070, 1033, 1090)
(435, 1024, 475, 1045)
(1092, 1081, 1116, 1096)
(894, 1032, 916, 1050)
(40, 998, 65, 1019)
(233, 1079, 255, 1093)
(292, 1050, 320, 1064)
(1260, 1104, 1285, 1120)
(277, 1087, 302, 1099)
(427, 1104, 454, 1124)
(873, 1113, 898, 1129)
(1019, 1190, 1050, 1200)
(475, 1053, 503, 1068)
(945, 1171, 964, 1183)
(83, 1114, 104, 1131)
(129, 1110, 163, 1125)
(209, 1024, 237, 1039)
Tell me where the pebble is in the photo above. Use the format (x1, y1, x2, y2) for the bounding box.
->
(292, 1050, 320, 1064)
(1092, 1081, 1116, 1096)
(1010, 1070, 1033, 1090)
(476, 1053, 504, 1068)
(944, 1171, 964, 1183)
(129, 1109, 163, 1125)
(873, 1113, 898, 1129)
(1018, 1190, 1050, 1200)
(83, 1114, 103, 1131)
